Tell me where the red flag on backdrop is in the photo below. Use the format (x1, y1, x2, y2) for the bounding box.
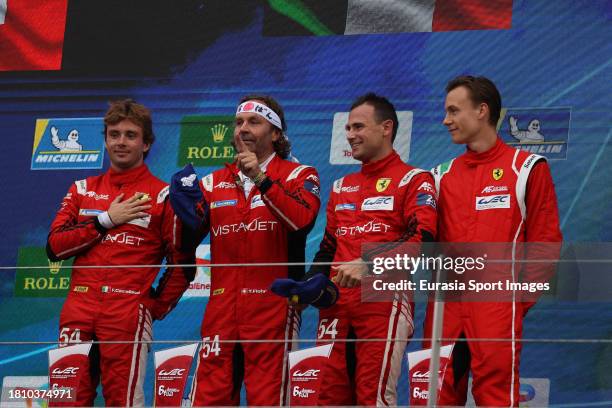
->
(433, 0, 513, 31)
(0, 0, 68, 71)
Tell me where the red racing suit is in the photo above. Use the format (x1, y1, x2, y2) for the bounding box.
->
(309, 151, 437, 406)
(46, 164, 196, 407)
(423, 138, 562, 407)
(188, 155, 321, 406)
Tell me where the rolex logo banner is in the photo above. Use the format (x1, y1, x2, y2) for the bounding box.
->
(178, 116, 235, 167)
(14, 247, 72, 297)
(154, 343, 198, 407)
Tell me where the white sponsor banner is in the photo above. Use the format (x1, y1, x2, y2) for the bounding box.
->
(48, 342, 92, 366)
(330, 111, 413, 165)
(407, 344, 454, 406)
(47, 343, 92, 405)
(289, 344, 334, 406)
(183, 244, 210, 298)
(154, 343, 198, 407)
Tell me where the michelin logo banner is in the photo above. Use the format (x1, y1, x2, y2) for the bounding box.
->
(31, 118, 104, 170)
(498, 108, 571, 160)
(183, 244, 211, 298)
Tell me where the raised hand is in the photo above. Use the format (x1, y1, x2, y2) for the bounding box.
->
(234, 133, 262, 179)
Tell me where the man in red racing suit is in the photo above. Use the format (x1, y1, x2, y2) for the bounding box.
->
(307, 93, 437, 406)
(423, 76, 562, 407)
(174, 95, 321, 406)
(46, 100, 195, 407)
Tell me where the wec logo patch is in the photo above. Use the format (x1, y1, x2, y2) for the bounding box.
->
(475, 194, 510, 210)
(361, 196, 394, 211)
(250, 195, 265, 209)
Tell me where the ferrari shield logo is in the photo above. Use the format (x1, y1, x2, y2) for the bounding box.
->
(376, 178, 392, 192)
(492, 168, 504, 180)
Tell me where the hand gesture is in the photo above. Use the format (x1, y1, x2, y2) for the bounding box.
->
(234, 133, 262, 179)
(107, 193, 152, 227)
(332, 258, 368, 288)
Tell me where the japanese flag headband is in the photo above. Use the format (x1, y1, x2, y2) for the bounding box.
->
(236, 101, 283, 130)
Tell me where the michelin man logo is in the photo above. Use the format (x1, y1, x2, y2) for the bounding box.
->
(509, 116, 544, 142)
(51, 126, 83, 151)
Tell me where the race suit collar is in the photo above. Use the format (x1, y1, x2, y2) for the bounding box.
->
(107, 163, 150, 186)
(361, 150, 401, 176)
(463, 137, 506, 166)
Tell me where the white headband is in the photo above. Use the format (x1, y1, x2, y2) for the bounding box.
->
(236, 101, 283, 130)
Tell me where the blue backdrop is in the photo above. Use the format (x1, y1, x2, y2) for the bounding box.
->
(1, 0, 611, 405)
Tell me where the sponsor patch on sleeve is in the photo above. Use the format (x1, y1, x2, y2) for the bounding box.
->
(304, 180, 320, 197)
(417, 182, 435, 194)
(157, 186, 169, 203)
(306, 174, 320, 184)
(202, 174, 214, 192)
(79, 209, 103, 216)
(332, 177, 344, 194)
(75, 179, 87, 195)
(287, 165, 310, 181)
(416, 193, 437, 209)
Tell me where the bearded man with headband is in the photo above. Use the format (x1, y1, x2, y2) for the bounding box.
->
(170, 95, 326, 406)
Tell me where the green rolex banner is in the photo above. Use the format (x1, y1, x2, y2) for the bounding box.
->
(178, 115, 236, 167)
(14, 247, 72, 297)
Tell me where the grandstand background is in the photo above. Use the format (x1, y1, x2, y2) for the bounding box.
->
(1, 0, 611, 405)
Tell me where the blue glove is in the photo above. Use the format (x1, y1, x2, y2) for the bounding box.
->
(270, 274, 339, 309)
(169, 164, 207, 231)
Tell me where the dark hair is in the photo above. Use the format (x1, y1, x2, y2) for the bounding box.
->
(239, 94, 291, 159)
(350, 93, 399, 142)
(446, 75, 501, 127)
(104, 99, 155, 158)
